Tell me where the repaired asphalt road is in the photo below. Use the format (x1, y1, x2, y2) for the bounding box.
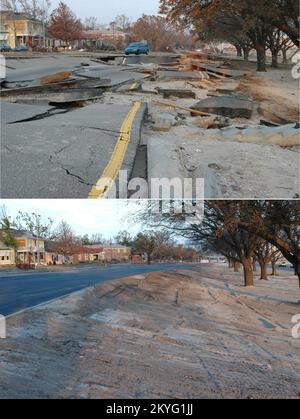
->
(0, 263, 193, 316)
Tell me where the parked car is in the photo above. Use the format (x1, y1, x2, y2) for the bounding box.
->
(14, 45, 29, 52)
(33, 45, 47, 52)
(0, 44, 12, 52)
(124, 42, 149, 56)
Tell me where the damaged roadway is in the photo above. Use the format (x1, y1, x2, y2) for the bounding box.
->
(1, 101, 147, 198)
(1, 52, 299, 199)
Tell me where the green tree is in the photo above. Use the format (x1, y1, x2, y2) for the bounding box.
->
(0, 206, 18, 263)
(16, 211, 53, 265)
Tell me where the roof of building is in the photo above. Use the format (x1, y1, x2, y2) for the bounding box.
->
(102, 244, 130, 250)
(0, 229, 36, 240)
(0, 10, 43, 24)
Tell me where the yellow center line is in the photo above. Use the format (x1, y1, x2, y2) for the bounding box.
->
(88, 101, 142, 199)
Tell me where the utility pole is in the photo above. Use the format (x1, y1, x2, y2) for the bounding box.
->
(42, 0, 46, 48)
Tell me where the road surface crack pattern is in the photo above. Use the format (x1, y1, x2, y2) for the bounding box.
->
(8, 108, 68, 124)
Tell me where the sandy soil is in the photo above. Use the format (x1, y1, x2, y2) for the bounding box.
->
(0, 264, 299, 399)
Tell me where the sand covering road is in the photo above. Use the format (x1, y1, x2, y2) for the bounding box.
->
(0, 265, 299, 399)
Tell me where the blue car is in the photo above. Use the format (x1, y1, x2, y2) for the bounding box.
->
(14, 45, 29, 52)
(0, 44, 12, 52)
(124, 42, 150, 56)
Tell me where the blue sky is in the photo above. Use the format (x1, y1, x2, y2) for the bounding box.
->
(1, 200, 142, 238)
(51, 0, 160, 23)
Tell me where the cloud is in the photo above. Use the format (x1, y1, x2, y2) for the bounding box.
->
(1, 200, 141, 237)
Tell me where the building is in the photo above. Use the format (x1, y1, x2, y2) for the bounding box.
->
(0, 240, 15, 266)
(13, 230, 46, 265)
(44, 242, 66, 265)
(75, 28, 127, 50)
(0, 11, 45, 49)
(0, 229, 46, 266)
(71, 246, 104, 264)
(102, 244, 131, 263)
(99, 28, 126, 43)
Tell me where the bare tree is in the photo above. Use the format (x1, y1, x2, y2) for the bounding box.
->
(254, 240, 281, 280)
(132, 15, 178, 51)
(51, 221, 80, 260)
(114, 230, 133, 247)
(115, 14, 131, 33)
(83, 16, 100, 31)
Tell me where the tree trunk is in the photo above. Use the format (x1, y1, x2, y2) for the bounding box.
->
(271, 51, 278, 68)
(228, 259, 234, 269)
(256, 45, 267, 72)
(242, 257, 254, 287)
(296, 262, 300, 288)
(243, 48, 250, 61)
(147, 254, 151, 265)
(271, 260, 277, 276)
(234, 261, 241, 273)
(236, 45, 243, 57)
(252, 258, 257, 272)
(282, 49, 288, 65)
(259, 260, 269, 280)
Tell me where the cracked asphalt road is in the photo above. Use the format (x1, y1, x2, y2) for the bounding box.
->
(1, 101, 147, 198)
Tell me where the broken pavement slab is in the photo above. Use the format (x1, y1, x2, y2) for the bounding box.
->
(191, 96, 255, 119)
(158, 70, 203, 80)
(150, 112, 178, 132)
(157, 88, 196, 99)
(1, 101, 57, 124)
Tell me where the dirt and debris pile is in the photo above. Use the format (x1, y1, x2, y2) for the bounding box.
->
(0, 266, 299, 399)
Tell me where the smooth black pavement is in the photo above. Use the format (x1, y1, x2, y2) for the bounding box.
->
(0, 263, 192, 316)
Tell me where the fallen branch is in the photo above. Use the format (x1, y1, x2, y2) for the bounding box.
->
(152, 100, 217, 117)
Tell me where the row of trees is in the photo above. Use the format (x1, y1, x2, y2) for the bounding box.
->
(137, 200, 300, 287)
(0, 207, 199, 265)
(1, 0, 194, 51)
(47, 4, 194, 51)
(160, 0, 299, 71)
(0, 0, 51, 20)
(115, 230, 199, 264)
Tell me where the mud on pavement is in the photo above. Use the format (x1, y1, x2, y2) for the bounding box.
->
(0, 265, 299, 399)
